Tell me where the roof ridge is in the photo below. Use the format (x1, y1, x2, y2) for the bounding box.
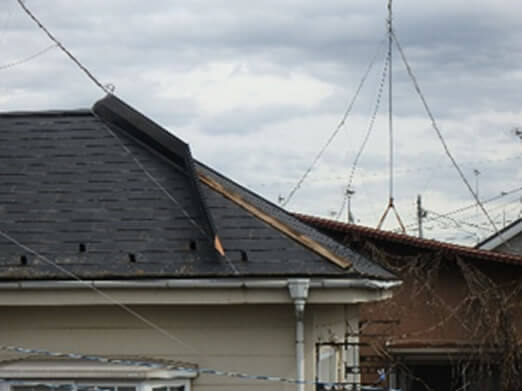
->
(0, 109, 92, 117)
(92, 94, 223, 257)
(295, 213, 522, 265)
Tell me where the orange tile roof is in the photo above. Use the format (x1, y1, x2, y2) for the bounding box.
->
(294, 213, 522, 266)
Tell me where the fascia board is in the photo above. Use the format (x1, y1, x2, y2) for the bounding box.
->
(0, 278, 400, 306)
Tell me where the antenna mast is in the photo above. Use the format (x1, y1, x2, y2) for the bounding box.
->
(377, 0, 406, 233)
(388, 0, 393, 203)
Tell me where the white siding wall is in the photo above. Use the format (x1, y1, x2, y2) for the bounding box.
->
(0, 304, 358, 391)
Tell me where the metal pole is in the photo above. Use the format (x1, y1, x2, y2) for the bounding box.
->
(473, 169, 480, 213)
(346, 188, 355, 223)
(417, 194, 423, 238)
(388, 0, 393, 202)
(347, 195, 352, 223)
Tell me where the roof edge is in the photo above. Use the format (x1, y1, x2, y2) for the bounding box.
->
(476, 218, 522, 250)
(295, 213, 522, 266)
(0, 109, 92, 117)
(198, 171, 352, 270)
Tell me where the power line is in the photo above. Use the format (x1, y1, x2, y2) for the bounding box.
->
(392, 31, 507, 244)
(0, 44, 57, 71)
(397, 186, 522, 233)
(0, 229, 198, 354)
(0, 343, 389, 389)
(251, 155, 520, 188)
(424, 209, 494, 232)
(16, 0, 109, 94)
(282, 38, 386, 207)
(462, 195, 521, 221)
(16, 0, 239, 275)
(98, 122, 239, 276)
(431, 187, 522, 221)
(336, 50, 390, 220)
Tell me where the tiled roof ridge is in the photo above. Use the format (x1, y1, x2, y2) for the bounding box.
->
(294, 213, 522, 266)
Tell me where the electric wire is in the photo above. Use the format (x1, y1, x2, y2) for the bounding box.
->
(424, 209, 494, 232)
(392, 31, 507, 245)
(2, 0, 247, 361)
(461, 195, 521, 222)
(0, 229, 198, 354)
(0, 344, 380, 388)
(336, 50, 390, 220)
(0, 44, 57, 71)
(16, 0, 239, 275)
(98, 122, 240, 275)
(281, 37, 386, 207)
(254, 155, 520, 188)
(16, 0, 110, 94)
(398, 186, 522, 233)
(8, 0, 217, 356)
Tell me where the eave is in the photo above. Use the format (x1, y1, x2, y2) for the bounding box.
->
(0, 277, 400, 306)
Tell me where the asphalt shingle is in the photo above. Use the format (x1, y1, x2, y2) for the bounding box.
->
(0, 96, 396, 280)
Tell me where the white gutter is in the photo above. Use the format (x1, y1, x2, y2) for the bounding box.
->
(288, 279, 310, 391)
(0, 278, 401, 290)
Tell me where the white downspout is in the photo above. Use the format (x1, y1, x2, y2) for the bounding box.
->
(288, 279, 310, 391)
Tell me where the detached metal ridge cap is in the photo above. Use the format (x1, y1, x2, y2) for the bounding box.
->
(0, 278, 401, 290)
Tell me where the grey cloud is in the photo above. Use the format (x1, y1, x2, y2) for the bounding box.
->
(1, 0, 521, 245)
(198, 105, 312, 135)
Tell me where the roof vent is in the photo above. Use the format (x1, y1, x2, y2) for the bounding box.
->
(240, 250, 248, 262)
(79, 243, 86, 253)
(189, 240, 197, 251)
(128, 253, 136, 263)
(20, 255, 28, 266)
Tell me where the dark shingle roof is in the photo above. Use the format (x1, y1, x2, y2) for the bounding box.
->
(0, 95, 395, 280)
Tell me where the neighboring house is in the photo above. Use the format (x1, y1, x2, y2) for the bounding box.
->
(0, 95, 400, 391)
(476, 218, 522, 255)
(295, 214, 522, 391)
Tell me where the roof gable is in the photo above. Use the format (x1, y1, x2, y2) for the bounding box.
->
(0, 96, 395, 280)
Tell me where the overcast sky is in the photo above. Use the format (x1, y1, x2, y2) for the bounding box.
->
(1, 0, 521, 245)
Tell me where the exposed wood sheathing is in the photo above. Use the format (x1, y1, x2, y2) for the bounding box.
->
(198, 172, 352, 270)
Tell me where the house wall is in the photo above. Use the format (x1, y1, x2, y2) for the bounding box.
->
(493, 232, 522, 255)
(0, 303, 358, 391)
(358, 260, 522, 385)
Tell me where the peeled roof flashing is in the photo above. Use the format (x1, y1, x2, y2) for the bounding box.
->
(196, 161, 397, 280)
(198, 171, 352, 270)
(0, 97, 397, 280)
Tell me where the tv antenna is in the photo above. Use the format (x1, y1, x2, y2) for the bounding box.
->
(376, 0, 406, 233)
